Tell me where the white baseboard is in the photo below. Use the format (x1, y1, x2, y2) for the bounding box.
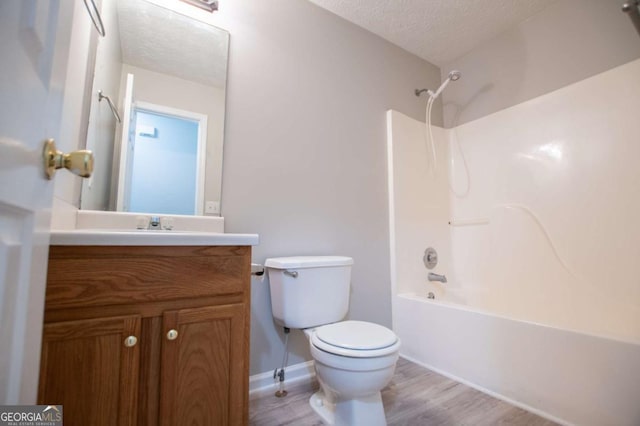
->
(399, 354, 571, 426)
(249, 360, 316, 399)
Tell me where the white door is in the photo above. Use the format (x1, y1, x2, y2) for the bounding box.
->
(116, 73, 136, 212)
(0, 0, 75, 403)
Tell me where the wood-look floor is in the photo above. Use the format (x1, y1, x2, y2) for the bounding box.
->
(249, 357, 557, 426)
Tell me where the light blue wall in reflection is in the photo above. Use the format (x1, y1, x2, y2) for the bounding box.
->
(129, 110, 198, 215)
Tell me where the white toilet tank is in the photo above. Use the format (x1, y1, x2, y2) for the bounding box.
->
(265, 256, 353, 329)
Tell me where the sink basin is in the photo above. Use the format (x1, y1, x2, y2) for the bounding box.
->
(50, 229, 259, 246)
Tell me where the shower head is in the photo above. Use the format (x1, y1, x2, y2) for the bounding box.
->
(430, 70, 462, 99)
(449, 70, 461, 81)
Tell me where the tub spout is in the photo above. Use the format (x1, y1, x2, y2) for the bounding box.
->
(428, 272, 447, 283)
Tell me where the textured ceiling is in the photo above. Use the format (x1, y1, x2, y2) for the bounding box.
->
(117, 0, 228, 88)
(307, 0, 558, 66)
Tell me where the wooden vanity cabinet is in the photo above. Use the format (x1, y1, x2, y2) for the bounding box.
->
(39, 245, 251, 426)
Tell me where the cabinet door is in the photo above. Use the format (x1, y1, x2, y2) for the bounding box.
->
(38, 315, 141, 426)
(160, 304, 247, 426)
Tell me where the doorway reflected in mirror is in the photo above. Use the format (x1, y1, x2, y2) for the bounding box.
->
(125, 105, 206, 215)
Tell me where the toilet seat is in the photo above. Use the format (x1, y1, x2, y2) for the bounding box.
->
(310, 321, 400, 358)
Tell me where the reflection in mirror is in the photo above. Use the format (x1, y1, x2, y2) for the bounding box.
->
(81, 0, 229, 216)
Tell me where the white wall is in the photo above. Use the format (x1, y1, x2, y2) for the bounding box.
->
(215, 0, 442, 375)
(441, 0, 640, 127)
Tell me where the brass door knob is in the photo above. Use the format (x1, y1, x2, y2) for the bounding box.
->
(166, 329, 178, 341)
(43, 139, 94, 179)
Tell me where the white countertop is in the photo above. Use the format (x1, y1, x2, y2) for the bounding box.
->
(50, 230, 259, 246)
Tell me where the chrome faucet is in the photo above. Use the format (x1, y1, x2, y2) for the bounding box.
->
(428, 272, 447, 283)
(148, 216, 161, 230)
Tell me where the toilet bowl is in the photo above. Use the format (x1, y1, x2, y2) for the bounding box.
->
(304, 321, 400, 426)
(265, 256, 401, 426)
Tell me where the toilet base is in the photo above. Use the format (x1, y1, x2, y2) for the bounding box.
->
(309, 389, 387, 426)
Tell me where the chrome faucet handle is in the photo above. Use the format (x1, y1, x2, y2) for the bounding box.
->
(423, 247, 438, 269)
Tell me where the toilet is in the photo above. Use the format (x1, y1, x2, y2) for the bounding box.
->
(265, 256, 400, 426)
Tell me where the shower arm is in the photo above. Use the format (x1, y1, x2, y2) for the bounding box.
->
(415, 85, 444, 99)
(415, 88, 433, 97)
(97, 90, 122, 123)
(415, 70, 460, 99)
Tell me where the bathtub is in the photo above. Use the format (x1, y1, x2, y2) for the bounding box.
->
(393, 291, 640, 426)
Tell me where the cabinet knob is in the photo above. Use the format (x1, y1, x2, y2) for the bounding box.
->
(166, 329, 178, 341)
(124, 336, 137, 347)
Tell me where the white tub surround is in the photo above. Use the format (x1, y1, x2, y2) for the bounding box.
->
(387, 58, 640, 425)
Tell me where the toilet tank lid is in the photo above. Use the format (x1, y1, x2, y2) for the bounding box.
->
(265, 256, 353, 269)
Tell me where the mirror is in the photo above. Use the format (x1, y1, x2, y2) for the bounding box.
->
(81, 0, 228, 216)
